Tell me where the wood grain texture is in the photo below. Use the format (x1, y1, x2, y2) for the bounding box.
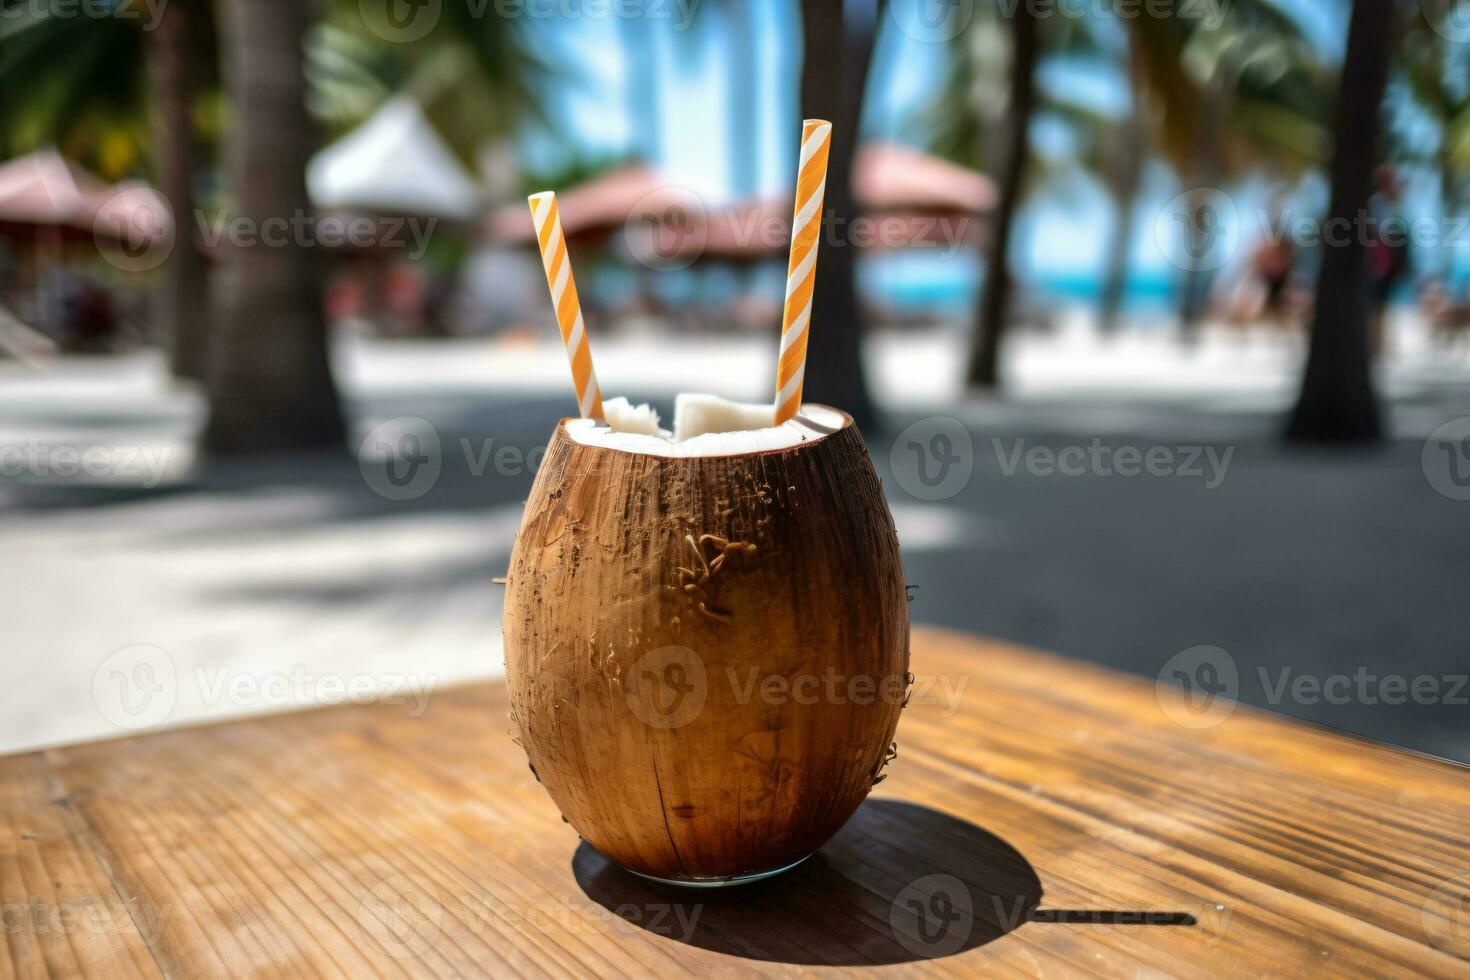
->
(1, 627, 1466, 978)
(504, 414, 909, 881)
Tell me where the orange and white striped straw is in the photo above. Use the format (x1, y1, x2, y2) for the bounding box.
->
(773, 119, 833, 425)
(529, 191, 604, 420)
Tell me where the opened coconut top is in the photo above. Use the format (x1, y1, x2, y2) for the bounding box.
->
(565, 394, 847, 458)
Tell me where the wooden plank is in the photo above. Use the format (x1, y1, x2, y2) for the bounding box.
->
(0, 627, 1466, 977)
(0, 752, 160, 979)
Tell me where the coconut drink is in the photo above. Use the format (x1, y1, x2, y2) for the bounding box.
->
(504, 395, 909, 884)
(506, 120, 907, 885)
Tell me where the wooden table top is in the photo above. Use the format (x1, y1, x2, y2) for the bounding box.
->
(3, 627, 1468, 978)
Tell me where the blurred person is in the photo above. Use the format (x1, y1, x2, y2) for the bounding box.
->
(1421, 278, 1470, 351)
(1227, 236, 1297, 324)
(1254, 237, 1296, 324)
(62, 276, 119, 353)
(1366, 166, 1411, 357)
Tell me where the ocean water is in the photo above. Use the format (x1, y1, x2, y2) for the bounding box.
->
(581, 247, 1427, 322)
(859, 252, 1181, 316)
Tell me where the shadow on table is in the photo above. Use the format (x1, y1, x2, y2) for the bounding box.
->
(572, 798, 1082, 964)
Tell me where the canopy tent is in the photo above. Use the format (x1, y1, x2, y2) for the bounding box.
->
(484, 143, 995, 263)
(307, 96, 482, 221)
(483, 164, 666, 246)
(0, 149, 170, 245)
(853, 142, 996, 215)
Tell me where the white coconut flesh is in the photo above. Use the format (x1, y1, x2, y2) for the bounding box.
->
(564, 394, 846, 458)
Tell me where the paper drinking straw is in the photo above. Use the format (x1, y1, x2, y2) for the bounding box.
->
(529, 191, 604, 420)
(773, 119, 833, 425)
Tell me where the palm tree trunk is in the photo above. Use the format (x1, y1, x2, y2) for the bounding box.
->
(1177, 72, 1227, 338)
(148, 0, 210, 381)
(1284, 0, 1391, 443)
(203, 0, 346, 454)
(797, 0, 877, 428)
(966, 0, 1038, 388)
(1098, 37, 1145, 335)
(1097, 109, 1144, 334)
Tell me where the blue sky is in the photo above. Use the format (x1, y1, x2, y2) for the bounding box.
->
(516, 0, 1454, 298)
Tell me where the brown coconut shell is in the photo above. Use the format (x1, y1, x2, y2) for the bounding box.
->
(504, 408, 910, 881)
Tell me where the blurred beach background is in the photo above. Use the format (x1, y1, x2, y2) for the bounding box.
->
(2, 0, 1469, 761)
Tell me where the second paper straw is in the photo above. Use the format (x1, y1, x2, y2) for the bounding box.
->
(774, 119, 833, 424)
(529, 191, 604, 420)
